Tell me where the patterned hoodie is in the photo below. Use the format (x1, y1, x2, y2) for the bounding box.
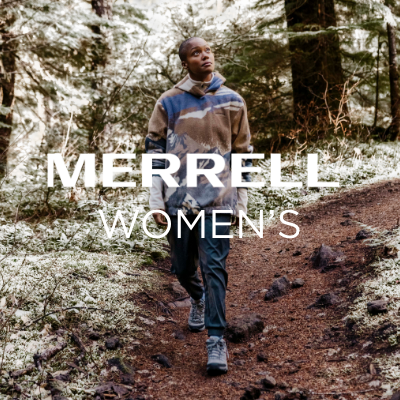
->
(145, 71, 253, 216)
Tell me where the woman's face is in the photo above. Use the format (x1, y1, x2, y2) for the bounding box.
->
(182, 38, 214, 78)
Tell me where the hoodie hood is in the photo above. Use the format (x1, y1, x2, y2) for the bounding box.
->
(174, 71, 226, 98)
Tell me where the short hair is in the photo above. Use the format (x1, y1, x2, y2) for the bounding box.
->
(179, 37, 197, 61)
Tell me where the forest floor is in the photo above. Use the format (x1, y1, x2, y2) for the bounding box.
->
(110, 177, 400, 400)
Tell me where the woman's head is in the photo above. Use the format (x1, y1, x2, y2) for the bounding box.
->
(179, 37, 214, 81)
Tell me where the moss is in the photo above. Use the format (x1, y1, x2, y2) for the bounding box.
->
(142, 257, 154, 266)
(97, 264, 109, 277)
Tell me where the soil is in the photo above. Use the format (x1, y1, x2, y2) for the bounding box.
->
(120, 179, 400, 399)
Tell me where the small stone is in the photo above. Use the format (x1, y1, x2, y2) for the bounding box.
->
(169, 281, 186, 297)
(356, 229, 372, 240)
(241, 385, 261, 400)
(167, 298, 191, 308)
(264, 276, 291, 301)
(278, 381, 289, 389)
(275, 392, 286, 400)
(233, 348, 248, 355)
(233, 359, 246, 366)
(248, 343, 255, 350)
(292, 250, 302, 256)
(340, 220, 352, 226)
(291, 278, 305, 288)
(257, 353, 268, 363)
(151, 353, 172, 368)
(121, 373, 135, 385)
(343, 212, 355, 217)
(261, 375, 276, 388)
(367, 300, 388, 315)
(105, 337, 120, 350)
(310, 293, 340, 308)
(172, 330, 186, 340)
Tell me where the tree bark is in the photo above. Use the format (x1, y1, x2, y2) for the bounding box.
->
(89, 0, 112, 153)
(373, 36, 381, 129)
(0, 21, 16, 179)
(91, 0, 112, 20)
(285, 0, 347, 126)
(387, 22, 400, 141)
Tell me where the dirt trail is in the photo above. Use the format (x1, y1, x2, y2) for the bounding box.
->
(127, 178, 400, 400)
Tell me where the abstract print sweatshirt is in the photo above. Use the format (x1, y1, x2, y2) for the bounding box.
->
(145, 71, 253, 216)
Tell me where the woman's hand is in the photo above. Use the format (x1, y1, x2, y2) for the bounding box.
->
(152, 212, 169, 226)
(231, 216, 240, 226)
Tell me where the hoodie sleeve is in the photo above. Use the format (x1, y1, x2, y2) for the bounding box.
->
(231, 97, 253, 187)
(145, 99, 168, 169)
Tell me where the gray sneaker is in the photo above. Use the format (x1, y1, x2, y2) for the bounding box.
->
(206, 336, 229, 375)
(188, 296, 205, 331)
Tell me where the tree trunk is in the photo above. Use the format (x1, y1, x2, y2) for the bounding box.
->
(373, 36, 381, 129)
(387, 22, 400, 141)
(285, 0, 347, 126)
(0, 24, 16, 179)
(91, 0, 112, 20)
(89, 0, 112, 153)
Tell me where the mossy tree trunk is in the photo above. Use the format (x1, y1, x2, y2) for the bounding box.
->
(285, 0, 347, 126)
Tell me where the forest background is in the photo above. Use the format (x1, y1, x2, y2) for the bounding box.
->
(1, 0, 400, 397)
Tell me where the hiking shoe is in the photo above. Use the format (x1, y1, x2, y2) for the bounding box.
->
(206, 336, 229, 375)
(188, 296, 205, 331)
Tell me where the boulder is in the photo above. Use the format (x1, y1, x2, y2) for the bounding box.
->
(309, 293, 340, 308)
(356, 230, 372, 240)
(310, 244, 345, 272)
(225, 313, 264, 343)
(264, 276, 290, 301)
(367, 300, 388, 315)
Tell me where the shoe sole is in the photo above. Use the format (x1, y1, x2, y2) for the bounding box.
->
(188, 325, 205, 332)
(207, 363, 228, 376)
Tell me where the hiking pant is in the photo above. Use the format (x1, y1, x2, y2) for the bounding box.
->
(166, 214, 230, 337)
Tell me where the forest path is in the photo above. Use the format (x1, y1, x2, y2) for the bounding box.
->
(127, 178, 400, 400)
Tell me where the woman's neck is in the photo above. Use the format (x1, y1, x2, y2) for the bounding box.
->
(188, 72, 214, 83)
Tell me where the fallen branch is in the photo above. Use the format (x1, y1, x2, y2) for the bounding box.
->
(32, 341, 67, 371)
(71, 332, 86, 365)
(26, 306, 113, 327)
(66, 361, 86, 374)
(9, 364, 35, 379)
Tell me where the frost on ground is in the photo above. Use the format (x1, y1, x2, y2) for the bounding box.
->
(0, 140, 399, 397)
(248, 140, 400, 222)
(345, 225, 400, 390)
(0, 250, 157, 398)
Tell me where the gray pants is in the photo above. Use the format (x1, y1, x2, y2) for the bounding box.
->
(167, 214, 230, 337)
